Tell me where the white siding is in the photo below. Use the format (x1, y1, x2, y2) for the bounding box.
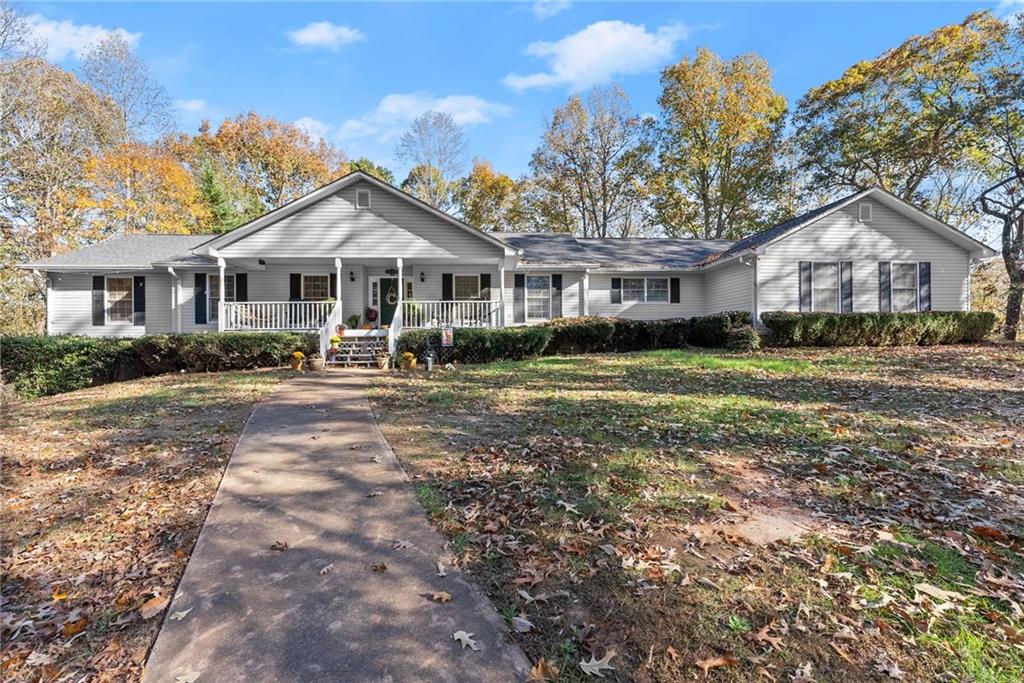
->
(589, 273, 703, 320)
(219, 180, 505, 261)
(501, 271, 585, 324)
(703, 261, 753, 315)
(758, 201, 971, 314)
(48, 271, 171, 337)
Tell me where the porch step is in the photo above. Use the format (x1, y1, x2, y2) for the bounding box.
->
(326, 337, 388, 368)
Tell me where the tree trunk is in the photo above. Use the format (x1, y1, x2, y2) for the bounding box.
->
(1006, 279, 1023, 341)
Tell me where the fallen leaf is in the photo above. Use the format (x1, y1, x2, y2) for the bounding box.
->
(62, 615, 90, 637)
(392, 540, 413, 550)
(747, 624, 784, 650)
(430, 591, 453, 603)
(511, 615, 534, 633)
(319, 563, 334, 576)
(790, 662, 815, 683)
(972, 525, 1010, 543)
(436, 561, 448, 577)
(140, 596, 169, 620)
(26, 651, 55, 666)
(169, 608, 193, 621)
(580, 651, 616, 677)
(270, 541, 288, 552)
(695, 654, 739, 676)
(452, 630, 480, 650)
(175, 673, 200, 683)
(914, 582, 965, 602)
(367, 489, 384, 498)
(527, 657, 559, 681)
(556, 499, 579, 515)
(369, 562, 387, 573)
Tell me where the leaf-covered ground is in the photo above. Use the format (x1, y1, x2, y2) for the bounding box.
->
(370, 345, 1024, 682)
(1, 370, 289, 681)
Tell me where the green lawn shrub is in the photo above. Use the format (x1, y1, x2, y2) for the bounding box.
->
(760, 311, 996, 347)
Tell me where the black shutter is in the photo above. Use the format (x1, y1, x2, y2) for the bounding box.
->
(799, 262, 812, 312)
(329, 273, 337, 301)
(289, 273, 302, 301)
(840, 262, 853, 313)
(235, 273, 248, 302)
(194, 273, 207, 324)
(670, 277, 680, 304)
(513, 274, 525, 323)
(92, 276, 105, 326)
(918, 262, 931, 312)
(550, 274, 562, 318)
(879, 262, 892, 312)
(441, 273, 453, 301)
(479, 273, 491, 300)
(133, 276, 145, 326)
(611, 277, 622, 304)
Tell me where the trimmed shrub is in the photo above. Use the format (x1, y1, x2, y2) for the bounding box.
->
(760, 311, 996, 347)
(1, 332, 317, 398)
(542, 317, 615, 355)
(396, 326, 552, 364)
(689, 311, 752, 348)
(724, 325, 762, 352)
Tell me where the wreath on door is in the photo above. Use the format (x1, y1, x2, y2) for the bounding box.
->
(385, 287, 398, 306)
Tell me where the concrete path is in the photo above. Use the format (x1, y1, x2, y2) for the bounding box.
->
(144, 371, 529, 683)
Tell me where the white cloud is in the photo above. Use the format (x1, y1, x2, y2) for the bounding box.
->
(996, 0, 1023, 19)
(175, 99, 207, 114)
(27, 14, 141, 62)
(337, 92, 512, 144)
(286, 21, 365, 51)
(504, 20, 687, 91)
(532, 0, 571, 20)
(294, 116, 330, 141)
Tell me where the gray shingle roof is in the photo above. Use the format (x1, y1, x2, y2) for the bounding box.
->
(21, 234, 216, 270)
(492, 232, 733, 269)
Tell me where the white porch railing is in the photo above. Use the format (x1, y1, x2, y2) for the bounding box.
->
(401, 300, 501, 329)
(318, 303, 344, 359)
(223, 301, 333, 331)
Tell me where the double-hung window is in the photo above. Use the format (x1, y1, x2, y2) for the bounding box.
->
(622, 277, 669, 303)
(209, 274, 236, 321)
(811, 263, 839, 313)
(106, 277, 133, 323)
(891, 263, 919, 312)
(453, 275, 481, 300)
(302, 274, 330, 301)
(526, 275, 551, 321)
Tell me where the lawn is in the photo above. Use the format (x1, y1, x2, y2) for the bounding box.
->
(370, 345, 1024, 682)
(0, 369, 289, 681)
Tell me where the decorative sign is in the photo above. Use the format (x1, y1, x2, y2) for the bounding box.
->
(441, 326, 454, 347)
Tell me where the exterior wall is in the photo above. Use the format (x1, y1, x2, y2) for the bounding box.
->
(703, 261, 753, 315)
(501, 271, 585, 324)
(218, 180, 505, 261)
(758, 201, 972, 314)
(589, 272, 704, 320)
(48, 271, 171, 337)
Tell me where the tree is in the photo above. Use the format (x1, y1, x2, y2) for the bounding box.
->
(348, 157, 395, 184)
(454, 159, 527, 231)
(651, 48, 792, 239)
(529, 85, 653, 237)
(794, 11, 1006, 221)
(395, 111, 467, 210)
(81, 33, 173, 143)
(76, 142, 210, 235)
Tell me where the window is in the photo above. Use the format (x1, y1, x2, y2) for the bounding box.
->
(526, 275, 551, 321)
(453, 275, 480, 300)
(106, 277, 133, 323)
(356, 189, 371, 209)
(892, 262, 918, 312)
(859, 202, 872, 222)
(208, 274, 236, 321)
(623, 277, 669, 303)
(812, 262, 839, 313)
(302, 274, 330, 300)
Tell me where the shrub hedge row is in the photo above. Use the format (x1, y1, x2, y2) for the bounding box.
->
(2, 332, 317, 398)
(395, 326, 552, 364)
(542, 311, 752, 355)
(760, 311, 996, 347)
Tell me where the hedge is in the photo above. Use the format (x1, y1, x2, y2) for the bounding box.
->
(760, 311, 996, 347)
(395, 326, 552, 364)
(1, 332, 317, 398)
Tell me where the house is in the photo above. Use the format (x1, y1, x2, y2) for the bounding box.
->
(20, 171, 995, 360)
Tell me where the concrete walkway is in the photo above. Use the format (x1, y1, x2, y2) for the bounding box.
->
(144, 371, 529, 683)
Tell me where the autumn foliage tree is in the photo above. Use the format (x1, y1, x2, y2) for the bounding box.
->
(454, 159, 526, 231)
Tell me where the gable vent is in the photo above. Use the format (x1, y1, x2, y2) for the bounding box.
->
(859, 202, 872, 222)
(356, 188, 371, 209)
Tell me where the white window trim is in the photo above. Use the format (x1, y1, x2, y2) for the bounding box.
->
(356, 189, 371, 209)
(810, 261, 841, 313)
(105, 275, 134, 324)
(525, 273, 551, 322)
(890, 261, 920, 313)
(301, 273, 331, 301)
(208, 273, 236, 321)
(859, 202, 872, 222)
(452, 274, 482, 301)
(621, 276, 670, 304)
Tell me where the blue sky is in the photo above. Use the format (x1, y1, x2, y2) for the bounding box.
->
(23, 1, 1018, 180)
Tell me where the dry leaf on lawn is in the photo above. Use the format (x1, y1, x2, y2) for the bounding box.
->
(430, 591, 453, 603)
(579, 651, 615, 677)
(914, 583, 965, 603)
(695, 654, 739, 676)
(527, 657, 559, 681)
(140, 596, 170, 620)
(511, 615, 534, 633)
(270, 541, 288, 552)
(452, 630, 480, 650)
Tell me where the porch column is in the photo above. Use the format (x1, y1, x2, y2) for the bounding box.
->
(217, 257, 226, 332)
(498, 261, 506, 327)
(582, 269, 590, 317)
(334, 257, 343, 318)
(396, 258, 404, 322)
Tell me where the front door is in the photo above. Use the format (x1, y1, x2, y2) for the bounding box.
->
(379, 277, 399, 325)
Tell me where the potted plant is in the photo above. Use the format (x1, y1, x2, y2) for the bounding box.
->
(308, 355, 324, 371)
(400, 351, 417, 370)
(346, 313, 361, 329)
(366, 307, 379, 326)
(290, 350, 305, 371)
(377, 351, 390, 369)
(329, 335, 341, 351)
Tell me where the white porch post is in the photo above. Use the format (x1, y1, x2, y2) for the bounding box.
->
(582, 269, 590, 317)
(498, 261, 506, 327)
(167, 267, 178, 333)
(396, 257, 404, 316)
(334, 257, 343, 318)
(217, 257, 226, 332)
